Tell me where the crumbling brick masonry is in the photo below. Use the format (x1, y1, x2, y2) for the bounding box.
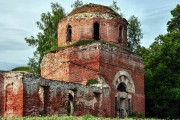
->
(0, 4, 145, 118)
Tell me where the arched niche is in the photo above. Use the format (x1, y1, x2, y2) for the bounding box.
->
(113, 70, 135, 93)
(118, 25, 124, 43)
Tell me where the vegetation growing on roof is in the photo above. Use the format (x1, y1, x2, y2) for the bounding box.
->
(69, 3, 121, 17)
(11, 66, 34, 73)
(46, 40, 119, 54)
(86, 79, 99, 85)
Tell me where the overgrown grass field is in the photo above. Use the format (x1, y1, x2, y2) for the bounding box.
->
(0, 115, 155, 120)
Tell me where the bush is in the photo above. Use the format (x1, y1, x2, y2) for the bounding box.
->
(128, 111, 144, 118)
(72, 40, 94, 46)
(86, 79, 98, 85)
(11, 66, 33, 73)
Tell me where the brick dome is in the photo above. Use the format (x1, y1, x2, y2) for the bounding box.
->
(68, 4, 120, 17)
(58, 4, 128, 47)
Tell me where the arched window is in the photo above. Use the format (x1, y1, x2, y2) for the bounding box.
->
(119, 25, 123, 43)
(67, 25, 72, 42)
(117, 82, 126, 92)
(93, 22, 100, 40)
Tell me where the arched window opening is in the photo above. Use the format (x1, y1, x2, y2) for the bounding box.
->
(117, 82, 126, 92)
(93, 22, 100, 40)
(67, 25, 72, 42)
(119, 26, 123, 43)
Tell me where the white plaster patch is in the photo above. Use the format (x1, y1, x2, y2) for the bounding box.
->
(67, 12, 117, 21)
(3, 71, 23, 94)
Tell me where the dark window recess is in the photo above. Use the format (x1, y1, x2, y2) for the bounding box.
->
(117, 82, 126, 92)
(67, 25, 72, 42)
(128, 99, 131, 113)
(119, 26, 123, 43)
(93, 23, 100, 40)
(115, 97, 118, 117)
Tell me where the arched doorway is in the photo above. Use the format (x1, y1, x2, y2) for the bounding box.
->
(113, 70, 135, 118)
(93, 22, 100, 40)
(118, 82, 127, 117)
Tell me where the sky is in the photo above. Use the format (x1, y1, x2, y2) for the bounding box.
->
(0, 0, 179, 70)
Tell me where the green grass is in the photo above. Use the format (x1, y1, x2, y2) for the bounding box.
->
(0, 114, 155, 120)
(11, 66, 34, 73)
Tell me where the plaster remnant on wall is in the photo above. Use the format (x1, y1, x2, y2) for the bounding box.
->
(0, 71, 24, 94)
(66, 12, 117, 21)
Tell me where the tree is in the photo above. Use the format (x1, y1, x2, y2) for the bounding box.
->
(127, 15, 143, 52)
(145, 34, 180, 118)
(109, 0, 123, 16)
(143, 4, 180, 118)
(71, 0, 83, 9)
(167, 4, 180, 32)
(25, 3, 66, 73)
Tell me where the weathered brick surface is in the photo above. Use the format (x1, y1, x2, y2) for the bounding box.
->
(58, 4, 127, 47)
(58, 18, 127, 47)
(132, 94, 145, 114)
(0, 71, 23, 117)
(0, 71, 111, 117)
(41, 42, 145, 116)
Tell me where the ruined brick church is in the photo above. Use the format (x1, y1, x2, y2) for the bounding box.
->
(0, 4, 145, 118)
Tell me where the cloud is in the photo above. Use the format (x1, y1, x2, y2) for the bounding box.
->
(0, 27, 30, 52)
(0, 39, 29, 52)
(0, 61, 23, 71)
(0, 27, 28, 37)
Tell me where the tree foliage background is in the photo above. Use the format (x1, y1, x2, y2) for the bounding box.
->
(128, 15, 143, 52)
(71, 0, 83, 9)
(142, 4, 180, 119)
(25, 3, 66, 73)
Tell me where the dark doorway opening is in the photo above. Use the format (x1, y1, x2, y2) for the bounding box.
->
(39, 86, 49, 115)
(93, 23, 100, 40)
(68, 91, 74, 115)
(128, 99, 131, 114)
(67, 25, 72, 42)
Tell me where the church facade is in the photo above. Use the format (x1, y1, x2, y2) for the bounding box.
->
(0, 4, 145, 118)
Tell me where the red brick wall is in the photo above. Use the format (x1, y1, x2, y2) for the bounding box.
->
(58, 15, 127, 47)
(4, 81, 23, 117)
(0, 74, 4, 116)
(41, 44, 101, 84)
(99, 47, 144, 94)
(0, 72, 24, 118)
(22, 74, 109, 117)
(41, 43, 145, 116)
(132, 94, 145, 114)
